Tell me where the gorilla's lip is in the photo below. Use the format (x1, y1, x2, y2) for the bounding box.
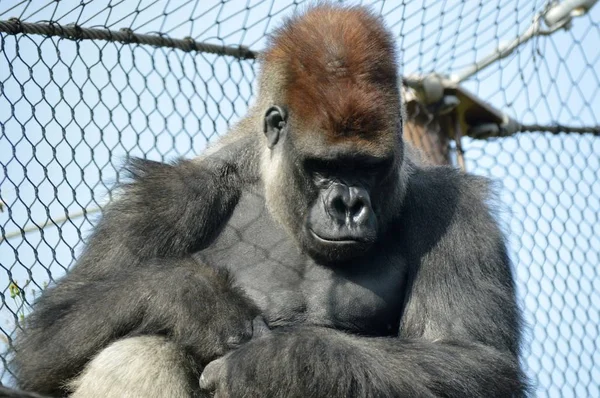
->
(309, 229, 370, 245)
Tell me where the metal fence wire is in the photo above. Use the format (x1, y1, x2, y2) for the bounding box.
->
(0, 1, 598, 396)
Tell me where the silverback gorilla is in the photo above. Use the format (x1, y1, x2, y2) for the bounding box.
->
(11, 5, 528, 397)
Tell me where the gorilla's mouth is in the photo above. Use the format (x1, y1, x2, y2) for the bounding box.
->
(306, 228, 374, 264)
(308, 229, 371, 245)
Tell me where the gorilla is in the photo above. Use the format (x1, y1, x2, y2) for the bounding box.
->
(11, 5, 528, 397)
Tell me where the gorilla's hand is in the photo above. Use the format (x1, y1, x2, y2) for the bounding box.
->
(199, 317, 272, 396)
(199, 328, 356, 398)
(199, 353, 230, 396)
(127, 262, 269, 364)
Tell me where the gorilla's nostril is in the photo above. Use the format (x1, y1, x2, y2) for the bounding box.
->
(332, 196, 347, 216)
(350, 201, 364, 216)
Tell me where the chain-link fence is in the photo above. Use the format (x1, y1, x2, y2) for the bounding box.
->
(0, 1, 598, 396)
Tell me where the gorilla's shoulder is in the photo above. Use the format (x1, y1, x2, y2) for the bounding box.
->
(403, 165, 499, 224)
(398, 166, 504, 260)
(408, 164, 493, 195)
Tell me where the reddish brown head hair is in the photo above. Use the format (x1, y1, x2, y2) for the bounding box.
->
(263, 5, 401, 148)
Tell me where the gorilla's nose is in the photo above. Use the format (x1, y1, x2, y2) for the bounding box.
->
(326, 184, 372, 225)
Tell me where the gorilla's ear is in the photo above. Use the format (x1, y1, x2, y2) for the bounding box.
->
(263, 106, 287, 149)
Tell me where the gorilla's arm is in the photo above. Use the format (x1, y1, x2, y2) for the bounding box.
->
(202, 328, 524, 397)
(200, 169, 528, 397)
(13, 135, 261, 394)
(71, 133, 258, 278)
(14, 259, 260, 394)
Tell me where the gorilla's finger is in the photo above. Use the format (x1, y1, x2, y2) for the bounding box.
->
(199, 357, 226, 391)
(252, 316, 271, 339)
(225, 319, 253, 349)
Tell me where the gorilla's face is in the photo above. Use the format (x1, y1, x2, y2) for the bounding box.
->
(301, 154, 395, 263)
(263, 106, 398, 265)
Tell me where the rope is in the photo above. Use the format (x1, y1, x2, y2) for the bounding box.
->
(0, 18, 258, 60)
(517, 124, 600, 136)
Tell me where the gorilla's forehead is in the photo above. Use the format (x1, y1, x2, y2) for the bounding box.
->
(286, 86, 400, 149)
(290, 128, 399, 160)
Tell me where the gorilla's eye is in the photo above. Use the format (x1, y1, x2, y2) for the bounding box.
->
(304, 156, 392, 177)
(362, 161, 388, 175)
(304, 158, 334, 174)
(362, 157, 394, 176)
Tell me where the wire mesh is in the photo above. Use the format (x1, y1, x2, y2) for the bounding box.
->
(0, 1, 598, 396)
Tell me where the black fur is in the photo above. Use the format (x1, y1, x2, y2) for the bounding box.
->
(12, 140, 261, 396)
(13, 258, 260, 395)
(12, 8, 527, 397)
(12, 145, 528, 396)
(197, 166, 528, 397)
(0, 385, 51, 398)
(201, 328, 524, 397)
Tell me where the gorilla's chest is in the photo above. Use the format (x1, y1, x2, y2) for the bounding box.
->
(195, 190, 407, 336)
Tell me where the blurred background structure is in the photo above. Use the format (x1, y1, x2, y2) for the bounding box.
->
(0, 1, 598, 396)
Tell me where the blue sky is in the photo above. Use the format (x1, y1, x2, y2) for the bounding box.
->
(0, 1, 599, 395)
